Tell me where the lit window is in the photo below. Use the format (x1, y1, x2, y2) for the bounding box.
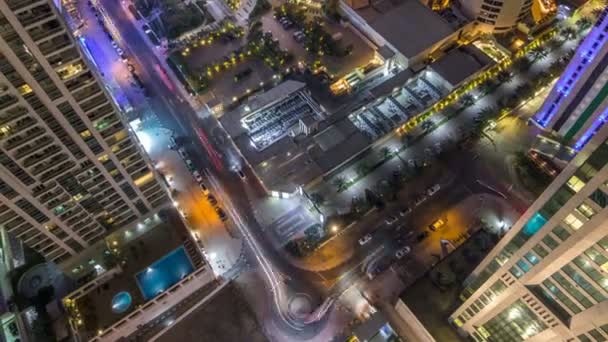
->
(567, 175, 585, 192)
(576, 203, 596, 219)
(80, 130, 91, 138)
(17, 84, 32, 95)
(98, 154, 109, 162)
(563, 214, 584, 231)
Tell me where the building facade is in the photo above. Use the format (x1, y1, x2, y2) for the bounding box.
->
(458, 0, 533, 32)
(450, 125, 608, 341)
(0, 0, 167, 265)
(535, 9, 608, 151)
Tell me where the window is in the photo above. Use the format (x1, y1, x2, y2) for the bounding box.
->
(562, 264, 606, 302)
(524, 252, 540, 265)
(517, 259, 531, 273)
(542, 235, 560, 250)
(589, 189, 608, 208)
(563, 214, 584, 231)
(552, 273, 593, 309)
(543, 279, 582, 314)
(585, 247, 608, 269)
(533, 244, 549, 258)
(510, 266, 524, 278)
(553, 225, 571, 241)
(481, 300, 546, 342)
(567, 175, 586, 192)
(576, 203, 596, 219)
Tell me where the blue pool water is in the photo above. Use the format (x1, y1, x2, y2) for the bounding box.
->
(523, 212, 547, 236)
(111, 291, 132, 313)
(135, 247, 194, 300)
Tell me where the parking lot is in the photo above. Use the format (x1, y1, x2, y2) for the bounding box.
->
(259, 11, 375, 78)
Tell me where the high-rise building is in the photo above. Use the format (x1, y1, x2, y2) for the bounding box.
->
(458, 0, 534, 33)
(449, 124, 608, 341)
(535, 9, 608, 151)
(0, 0, 167, 265)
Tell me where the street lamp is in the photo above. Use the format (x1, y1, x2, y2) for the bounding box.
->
(331, 225, 339, 233)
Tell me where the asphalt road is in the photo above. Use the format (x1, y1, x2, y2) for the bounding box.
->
(100, 0, 340, 336)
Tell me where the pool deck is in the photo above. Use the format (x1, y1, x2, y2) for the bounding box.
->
(68, 209, 205, 340)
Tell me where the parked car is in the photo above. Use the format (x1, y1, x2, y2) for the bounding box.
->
(429, 218, 446, 232)
(215, 207, 228, 221)
(399, 207, 412, 217)
(385, 215, 398, 225)
(358, 234, 372, 245)
(416, 231, 429, 242)
(199, 182, 209, 194)
(237, 169, 246, 180)
(395, 246, 411, 259)
(207, 194, 218, 206)
(427, 184, 441, 196)
(192, 170, 203, 183)
(413, 194, 427, 206)
(178, 147, 187, 158)
(185, 159, 194, 170)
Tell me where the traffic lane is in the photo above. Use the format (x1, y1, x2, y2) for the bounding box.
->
(316, 175, 474, 283)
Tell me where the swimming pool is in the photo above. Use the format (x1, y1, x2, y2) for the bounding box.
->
(135, 247, 194, 300)
(111, 291, 132, 313)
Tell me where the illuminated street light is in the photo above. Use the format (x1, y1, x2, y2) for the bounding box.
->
(173, 200, 179, 207)
(331, 225, 339, 233)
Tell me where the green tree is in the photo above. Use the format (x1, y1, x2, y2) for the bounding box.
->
(380, 146, 392, 160)
(323, 0, 340, 20)
(309, 192, 325, 207)
(497, 70, 513, 84)
(513, 57, 532, 72)
(560, 26, 577, 40)
(576, 17, 593, 33)
(333, 176, 346, 192)
(459, 94, 475, 108)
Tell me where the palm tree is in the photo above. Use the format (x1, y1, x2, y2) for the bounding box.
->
(592, 7, 604, 19)
(548, 59, 565, 76)
(530, 46, 549, 61)
(459, 94, 475, 108)
(380, 146, 392, 160)
(478, 106, 496, 120)
(497, 70, 513, 84)
(356, 163, 368, 177)
(560, 26, 577, 40)
(333, 177, 346, 192)
(421, 120, 435, 131)
(516, 83, 534, 100)
(576, 17, 593, 33)
(514, 57, 532, 72)
(309, 192, 325, 207)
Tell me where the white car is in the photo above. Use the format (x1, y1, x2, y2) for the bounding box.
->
(427, 184, 441, 197)
(414, 195, 427, 206)
(192, 170, 203, 183)
(185, 159, 194, 170)
(384, 215, 398, 225)
(178, 147, 188, 159)
(358, 234, 372, 246)
(395, 246, 411, 259)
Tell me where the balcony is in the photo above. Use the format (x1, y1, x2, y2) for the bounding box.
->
(3, 126, 44, 151)
(39, 160, 76, 183)
(21, 145, 62, 168)
(14, 136, 53, 159)
(0, 105, 28, 127)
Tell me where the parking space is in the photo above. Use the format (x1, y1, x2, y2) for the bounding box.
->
(259, 3, 375, 78)
(267, 206, 319, 245)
